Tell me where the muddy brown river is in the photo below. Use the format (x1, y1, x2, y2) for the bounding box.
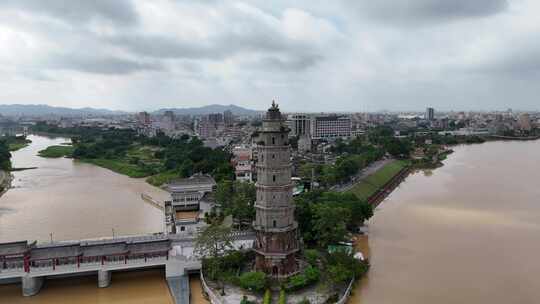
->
(2, 136, 540, 303)
(351, 139, 540, 304)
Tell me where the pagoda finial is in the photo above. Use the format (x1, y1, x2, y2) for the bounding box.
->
(271, 99, 279, 110)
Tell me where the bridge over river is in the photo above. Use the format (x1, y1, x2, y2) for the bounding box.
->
(0, 231, 255, 303)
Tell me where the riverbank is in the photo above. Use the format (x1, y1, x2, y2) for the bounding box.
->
(37, 142, 168, 183)
(78, 158, 154, 178)
(347, 160, 410, 203)
(3, 136, 32, 152)
(349, 139, 540, 304)
(0, 170, 12, 197)
(38, 145, 74, 158)
(487, 134, 540, 141)
(0, 134, 167, 243)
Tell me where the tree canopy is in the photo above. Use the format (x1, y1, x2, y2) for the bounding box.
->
(294, 191, 373, 247)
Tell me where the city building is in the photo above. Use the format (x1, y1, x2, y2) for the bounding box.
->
(518, 113, 532, 132)
(310, 114, 352, 140)
(164, 174, 216, 234)
(196, 113, 225, 139)
(232, 145, 253, 182)
(137, 112, 151, 126)
(288, 114, 311, 137)
(224, 110, 234, 127)
(425, 107, 435, 121)
(253, 101, 299, 277)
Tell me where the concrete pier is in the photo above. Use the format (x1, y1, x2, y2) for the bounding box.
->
(22, 275, 44, 297)
(98, 270, 111, 288)
(166, 275, 190, 304)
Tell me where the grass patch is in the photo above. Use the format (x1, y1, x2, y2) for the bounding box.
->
(38, 145, 75, 158)
(8, 138, 32, 151)
(80, 158, 153, 178)
(9, 143, 29, 151)
(348, 160, 409, 200)
(146, 170, 181, 187)
(126, 145, 162, 165)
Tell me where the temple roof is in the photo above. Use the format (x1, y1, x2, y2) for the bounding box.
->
(167, 174, 216, 191)
(82, 242, 128, 257)
(30, 244, 82, 260)
(128, 239, 171, 255)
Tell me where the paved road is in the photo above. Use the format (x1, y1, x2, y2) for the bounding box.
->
(333, 158, 395, 193)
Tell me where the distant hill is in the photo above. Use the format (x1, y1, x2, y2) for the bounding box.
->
(0, 103, 261, 117)
(154, 104, 261, 116)
(0, 104, 126, 117)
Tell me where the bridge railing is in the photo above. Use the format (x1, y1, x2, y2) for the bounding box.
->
(24, 255, 169, 275)
(200, 270, 226, 304)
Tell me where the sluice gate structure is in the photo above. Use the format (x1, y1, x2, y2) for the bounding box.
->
(0, 232, 254, 303)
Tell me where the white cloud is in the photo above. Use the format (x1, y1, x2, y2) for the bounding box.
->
(0, 0, 538, 111)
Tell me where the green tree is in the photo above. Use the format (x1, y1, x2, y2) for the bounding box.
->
(196, 224, 235, 289)
(304, 249, 320, 266)
(326, 251, 369, 285)
(215, 179, 234, 210)
(0, 141, 12, 170)
(311, 204, 350, 248)
(216, 180, 256, 227)
(239, 272, 267, 292)
(194, 224, 233, 258)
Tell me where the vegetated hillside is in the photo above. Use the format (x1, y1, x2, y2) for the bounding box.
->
(154, 104, 261, 116)
(0, 104, 126, 117)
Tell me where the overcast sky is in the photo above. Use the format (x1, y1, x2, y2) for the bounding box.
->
(0, 0, 539, 112)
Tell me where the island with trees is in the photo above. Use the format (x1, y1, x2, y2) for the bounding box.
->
(32, 122, 234, 186)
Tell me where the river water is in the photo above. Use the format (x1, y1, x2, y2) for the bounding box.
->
(0, 135, 168, 243)
(0, 135, 182, 303)
(3, 136, 540, 303)
(351, 140, 540, 304)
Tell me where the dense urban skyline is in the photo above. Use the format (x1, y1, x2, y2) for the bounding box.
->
(1, 0, 539, 112)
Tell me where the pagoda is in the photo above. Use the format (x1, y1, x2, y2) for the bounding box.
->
(253, 101, 299, 277)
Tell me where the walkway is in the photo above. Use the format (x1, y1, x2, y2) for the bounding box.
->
(333, 158, 395, 193)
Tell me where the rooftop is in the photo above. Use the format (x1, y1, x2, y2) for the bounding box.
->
(168, 174, 216, 189)
(128, 239, 171, 255)
(31, 244, 82, 260)
(82, 242, 128, 257)
(0, 241, 33, 257)
(3, 238, 172, 261)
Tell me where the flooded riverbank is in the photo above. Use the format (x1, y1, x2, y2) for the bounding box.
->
(0, 135, 211, 303)
(0, 135, 168, 243)
(351, 140, 540, 304)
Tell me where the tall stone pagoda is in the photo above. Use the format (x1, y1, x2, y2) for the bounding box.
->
(253, 101, 299, 277)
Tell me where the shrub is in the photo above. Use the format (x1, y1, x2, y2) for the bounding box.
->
(304, 249, 320, 266)
(239, 272, 267, 292)
(284, 266, 321, 292)
(286, 273, 308, 291)
(304, 266, 320, 283)
(279, 289, 287, 304)
(326, 252, 370, 285)
(240, 295, 257, 304)
(263, 289, 272, 304)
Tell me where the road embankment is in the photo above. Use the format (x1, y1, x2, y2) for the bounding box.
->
(347, 160, 411, 206)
